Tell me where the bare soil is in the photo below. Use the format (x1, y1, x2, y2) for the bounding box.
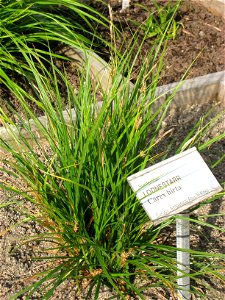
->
(90, 0, 225, 84)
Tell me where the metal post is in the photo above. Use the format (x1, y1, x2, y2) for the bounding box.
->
(176, 213, 191, 300)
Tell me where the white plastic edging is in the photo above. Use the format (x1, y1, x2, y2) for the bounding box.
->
(154, 71, 225, 107)
(197, 0, 225, 19)
(0, 100, 103, 146)
(63, 48, 225, 106)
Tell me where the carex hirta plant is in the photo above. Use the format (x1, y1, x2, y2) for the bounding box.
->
(1, 41, 225, 299)
(0, 40, 177, 299)
(1, 15, 225, 300)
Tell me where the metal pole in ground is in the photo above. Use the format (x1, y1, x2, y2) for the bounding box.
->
(176, 212, 191, 300)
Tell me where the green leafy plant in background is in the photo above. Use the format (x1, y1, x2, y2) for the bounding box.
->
(0, 0, 108, 78)
(0, 35, 224, 299)
(134, 0, 182, 41)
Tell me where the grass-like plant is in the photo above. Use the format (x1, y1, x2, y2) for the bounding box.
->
(0, 37, 224, 299)
(131, 0, 182, 41)
(0, 0, 108, 79)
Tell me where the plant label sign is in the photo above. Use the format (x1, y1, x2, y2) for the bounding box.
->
(127, 147, 222, 224)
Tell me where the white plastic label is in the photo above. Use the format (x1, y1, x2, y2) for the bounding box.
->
(127, 147, 222, 224)
(122, 0, 130, 10)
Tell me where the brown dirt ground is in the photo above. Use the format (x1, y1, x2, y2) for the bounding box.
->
(90, 0, 225, 84)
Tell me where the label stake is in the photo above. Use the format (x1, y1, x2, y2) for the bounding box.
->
(176, 213, 191, 300)
(122, 0, 130, 10)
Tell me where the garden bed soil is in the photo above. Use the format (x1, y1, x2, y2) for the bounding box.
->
(90, 0, 225, 84)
